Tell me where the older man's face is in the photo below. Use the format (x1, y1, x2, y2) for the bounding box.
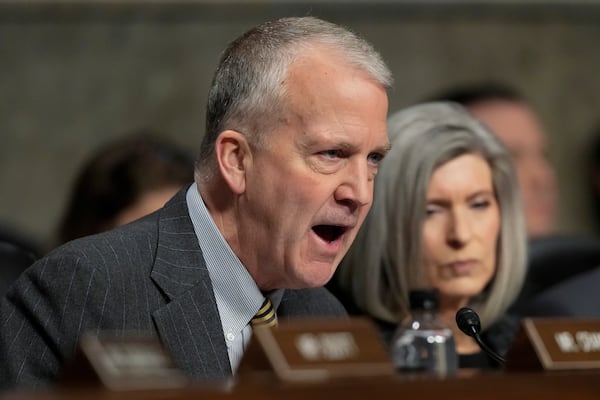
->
(238, 48, 390, 290)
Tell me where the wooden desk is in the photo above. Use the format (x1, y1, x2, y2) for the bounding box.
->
(2, 370, 600, 400)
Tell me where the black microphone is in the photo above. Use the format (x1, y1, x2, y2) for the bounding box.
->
(455, 307, 505, 365)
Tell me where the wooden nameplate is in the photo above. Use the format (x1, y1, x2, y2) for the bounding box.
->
(506, 318, 600, 371)
(60, 332, 189, 391)
(237, 317, 395, 383)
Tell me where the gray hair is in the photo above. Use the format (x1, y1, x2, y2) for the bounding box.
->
(336, 102, 527, 328)
(195, 16, 392, 181)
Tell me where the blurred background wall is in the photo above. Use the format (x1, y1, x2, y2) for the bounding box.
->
(2, 0, 600, 250)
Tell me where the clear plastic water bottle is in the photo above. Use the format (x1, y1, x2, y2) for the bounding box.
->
(390, 288, 458, 376)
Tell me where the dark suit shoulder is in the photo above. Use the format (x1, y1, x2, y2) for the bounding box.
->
(0, 214, 164, 390)
(47, 212, 159, 275)
(279, 287, 348, 319)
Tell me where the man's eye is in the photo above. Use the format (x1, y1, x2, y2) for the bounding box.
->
(368, 152, 385, 165)
(321, 150, 342, 159)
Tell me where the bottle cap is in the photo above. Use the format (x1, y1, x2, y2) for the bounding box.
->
(408, 288, 439, 311)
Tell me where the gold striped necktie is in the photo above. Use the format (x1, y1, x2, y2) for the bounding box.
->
(251, 297, 277, 328)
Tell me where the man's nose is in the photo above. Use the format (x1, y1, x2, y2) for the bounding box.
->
(334, 161, 372, 212)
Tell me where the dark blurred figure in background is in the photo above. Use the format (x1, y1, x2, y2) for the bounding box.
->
(0, 225, 41, 297)
(588, 128, 600, 235)
(428, 83, 558, 239)
(3, 132, 192, 297)
(506, 121, 600, 318)
(52, 130, 194, 247)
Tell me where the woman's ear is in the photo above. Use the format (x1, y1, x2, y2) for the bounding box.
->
(215, 130, 251, 194)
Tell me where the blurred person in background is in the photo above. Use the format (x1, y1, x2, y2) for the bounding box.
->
(2, 131, 193, 297)
(52, 130, 194, 247)
(334, 102, 527, 369)
(428, 83, 558, 238)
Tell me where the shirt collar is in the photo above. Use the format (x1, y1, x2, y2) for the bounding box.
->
(186, 184, 283, 334)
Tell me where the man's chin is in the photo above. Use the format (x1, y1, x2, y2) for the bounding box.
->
(310, 265, 338, 287)
(289, 264, 336, 289)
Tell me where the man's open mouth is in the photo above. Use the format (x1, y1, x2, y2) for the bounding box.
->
(312, 225, 347, 243)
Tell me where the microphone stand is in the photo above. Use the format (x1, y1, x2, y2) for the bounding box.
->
(472, 333, 506, 364)
(456, 307, 506, 365)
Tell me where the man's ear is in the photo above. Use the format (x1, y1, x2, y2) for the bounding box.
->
(215, 130, 251, 194)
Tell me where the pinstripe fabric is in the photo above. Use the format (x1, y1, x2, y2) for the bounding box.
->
(0, 185, 348, 391)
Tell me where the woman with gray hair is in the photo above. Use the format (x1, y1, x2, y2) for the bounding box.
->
(334, 101, 527, 369)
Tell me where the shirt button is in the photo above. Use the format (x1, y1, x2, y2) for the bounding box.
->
(226, 332, 235, 341)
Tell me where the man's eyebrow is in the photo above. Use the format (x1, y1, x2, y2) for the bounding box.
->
(339, 141, 391, 154)
(377, 142, 392, 154)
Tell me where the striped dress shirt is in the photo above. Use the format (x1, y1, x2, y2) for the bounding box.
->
(186, 185, 282, 372)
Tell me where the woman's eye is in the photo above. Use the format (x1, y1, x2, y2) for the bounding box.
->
(425, 206, 440, 217)
(472, 200, 491, 209)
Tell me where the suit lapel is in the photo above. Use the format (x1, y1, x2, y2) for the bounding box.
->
(150, 187, 232, 380)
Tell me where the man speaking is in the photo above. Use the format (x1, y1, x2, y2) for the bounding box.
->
(0, 16, 392, 390)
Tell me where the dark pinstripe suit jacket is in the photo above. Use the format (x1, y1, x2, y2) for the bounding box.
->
(0, 188, 347, 390)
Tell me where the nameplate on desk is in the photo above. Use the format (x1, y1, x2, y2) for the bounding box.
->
(61, 332, 189, 390)
(506, 318, 600, 371)
(237, 317, 394, 383)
